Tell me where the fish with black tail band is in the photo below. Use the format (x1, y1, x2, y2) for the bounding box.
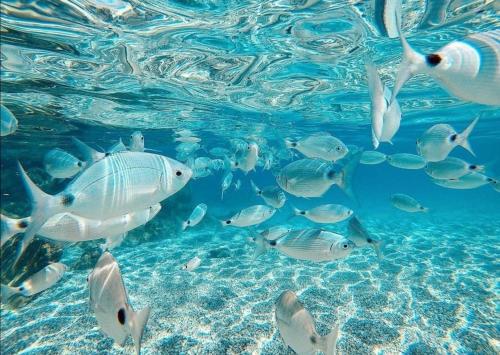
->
(348, 216, 382, 259)
(250, 180, 286, 208)
(432, 172, 494, 190)
(386, 153, 426, 170)
(285, 133, 348, 162)
(292, 204, 353, 224)
(181, 256, 201, 271)
(391, 193, 428, 212)
(425, 157, 484, 179)
(222, 205, 275, 227)
(361, 150, 387, 165)
(182, 203, 207, 231)
(44, 148, 86, 179)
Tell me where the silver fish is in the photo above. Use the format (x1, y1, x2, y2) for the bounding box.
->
(209, 147, 230, 157)
(71, 137, 106, 166)
(1, 104, 18, 137)
(391, 193, 428, 212)
(432, 172, 494, 189)
(293, 204, 353, 224)
(233, 179, 242, 190)
(182, 203, 207, 230)
(275, 290, 339, 355)
(425, 157, 484, 179)
(88, 252, 150, 355)
(360, 150, 387, 165)
(175, 142, 200, 154)
(386, 153, 426, 170)
(1, 263, 66, 301)
(347, 216, 382, 259)
(285, 133, 348, 162)
(174, 136, 201, 143)
(129, 131, 144, 152)
(209, 158, 225, 171)
(250, 180, 286, 208)
(258, 226, 292, 241)
(373, 0, 399, 38)
(237, 142, 259, 173)
(181, 256, 201, 271)
(416, 117, 479, 162)
(254, 229, 355, 262)
(44, 148, 85, 179)
(221, 171, 233, 200)
(221, 205, 275, 227)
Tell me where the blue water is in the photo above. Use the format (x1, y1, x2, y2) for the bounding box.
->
(1, 1, 499, 354)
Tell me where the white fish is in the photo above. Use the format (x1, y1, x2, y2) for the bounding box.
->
(175, 129, 194, 137)
(237, 142, 259, 173)
(360, 150, 387, 165)
(1, 205, 161, 248)
(250, 180, 286, 209)
(285, 133, 348, 162)
(366, 61, 402, 148)
(221, 171, 233, 200)
(182, 203, 207, 230)
(129, 131, 144, 152)
(347, 216, 382, 259)
(174, 136, 201, 143)
(391, 193, 428, 212)
(193, 157, 211, 170)
(100, 234, 126, 251)
(181, 256, 201, 271)
(44, 148, 85, 179)
(17, 152, 191, 258)
(391, 6, 500, 105)
(254, 228, 355, 262)
(209, 147, 230, 157)
(292, 204, 353, 224)
(1, 263, 66, 301)
(386, 153, 426, 170)
(425, 157, 484, 179)
(175, 142, 200, 154)
(416, 117, 479, 162)
(275, 290, 339, 355)
(192, 167, 212, 179)
(432, 172, 494, 189)
(88, 252, 150, 355)
(1, 104, 18, 137)
(233, 179, 242, 191)
(373, 0, 399, 38)
(221, 205, 275, 227)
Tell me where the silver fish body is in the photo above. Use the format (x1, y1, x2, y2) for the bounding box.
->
(386, 153, 426, 170)
(182, 203, 207, 230)
(222, 205, 275, 227)
(44, 148, 85, 179)
(237, 142, 259, 173)
(293, 204, 353, 224)
(432, 172, 493, 189)
(0, 104, 18, 137)
(391, 193, 428, 212)
(250, 180, 286, 208)
(285, 133, 348, 162)
(181, 256, 201, 271)
(360, 150, 387, 165)
(425, 157, 483, 179)
(221, 171, 233, 199)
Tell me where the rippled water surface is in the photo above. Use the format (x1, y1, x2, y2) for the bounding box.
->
(1, 0, 499, 354)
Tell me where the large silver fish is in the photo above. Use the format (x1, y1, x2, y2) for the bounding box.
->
(88, 252, 150, 355)
(1, 263, 67, 301)
(425, 157, 484, 179)
(391, 193, 428, 212)
(250, 180, 286, 208)
(182, 203, 207, 230)
(275, 290, 339, 355)
(1, 104, 18, 137)
(44, 148, 86, 179)
(285, 133, 348, 162)
(254, 229, 355, 262)
(221, 205, 275, 227)
(18, 152, 191, 257)
(292, 204, 353, 224)
(347, 216, 382, 259)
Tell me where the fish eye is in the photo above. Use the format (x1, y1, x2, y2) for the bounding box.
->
(226, 220, 231, 225)
(141, 137, 144, 141)
(176, 170, 182, 176)
(19, 286, 24, 291)
(336, 146, 341, 151)
(77, 161, 82, 167)
(343, 243, 348, 249)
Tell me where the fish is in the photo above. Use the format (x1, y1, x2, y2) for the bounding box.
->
(233, 179, 242, 190)
(366, 61, 402, 148)
(391, 5, 500, 105)
(285, 133, 348, 162)
(416, 117, 479, 162)
(254, 228, 355, 262)
(129, 131, 144, 152)
(250, 180, 286, 208)
(432, 172, 494, 189)
(360, 150, 387, 165)
(17, 152, 191, 258)
(88, 252, 150, 355)
(275, 290, 339, 355)
(373, 0, 400, 38)
(0, 205, 161, 248)
(182, 203, 208, 230)
(237, 142, 259, 173)
(386, 153, 426, 170)
(230, 138, 249, 152)
(391, 193, 428, 212)
(43, 148, 86, 179)
(100, 234, 126, 251)
(193, 157, 211, 170)
(209, 147, 231, 157)
(221, 205, 275, 227)
(425, 157, 484, 179)
(175, 142, 201, 155)
(292, 204, 353, 224)
(71, 137, 106, 166)
(175, 129, 194, 137)
(174, 136, 201, 143)
(276, 151, 361, 200)
(221, 171, 233, 200)
(0, 104, 18, 137)
(258, 226, 292, 241)
(347, 216, 382, 259)
(1, 263, 67, 301)
(108, 138, 128, 154)
(181, 256, 201, 271)
(209, 158, 225, 171)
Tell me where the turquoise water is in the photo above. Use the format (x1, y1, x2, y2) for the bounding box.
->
(1, 1, 499, 354)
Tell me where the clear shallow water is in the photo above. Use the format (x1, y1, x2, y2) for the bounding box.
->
(1, 1, 500, 354)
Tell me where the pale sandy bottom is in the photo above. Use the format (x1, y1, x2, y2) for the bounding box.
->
(1, 216, 498, 354)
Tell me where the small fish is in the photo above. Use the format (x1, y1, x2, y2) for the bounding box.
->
(44, 148, 85, 179)
(432, 172, 494, 189)
(391, 193, 428, 212)
(175, 136, 201, 143)
(221, 171, 233, 200)
(181, 256, 201, 271)
(386, 153, 426, 170)
(285, 133, 348, 162)
(230, 138, 249, 152)
(391, 7, 500, 106)
(192, 167, 212, 179)
(1, 263, 66, 301)
(209, 158, 225, 171)
(275, 290, 339, 355)
(88, 252, 150, 355)
(292, 204, 353, 224)
(209, 147, 230, 157)
(258, 226, 292, 241)
(254, 228, 355, 262)
(416, 117, 479, 162)
(182, 203, 208, 230)
(1, 104, 18, 137)
(250, 180, 286, 208)
(233, 179, 242, 191)
(360, 150, 387, 165)
(347, 216, 382, 259)
(237, 142, 259, 173)
(222, 205, 275, 227)
(108, 138, 128, 154)
(194, 157, 211, 170)
(175, 142, 201, 154)
(425, 157, 484, 179)
(129, 131, 144, 152)
(175, 129, 194, 137)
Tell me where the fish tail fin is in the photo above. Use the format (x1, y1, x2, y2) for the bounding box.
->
(319, 324, 339, 355)
(390, 1, 425, 104)
(253, 233, 269, 259)
(129, 306, 150, 355)
(473, 164, 485, 173)
(71, 137, 104, 165)
(458, 117, 479, 156)
(284, 138, 295, 149)
(371, 240, 383, 260)
(291, 205, 302, 216)
(1, 284, 19, 301)
(1, 214, 29, 247)
(249, 180, 262, 195)
(337, 151, 362, 203)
